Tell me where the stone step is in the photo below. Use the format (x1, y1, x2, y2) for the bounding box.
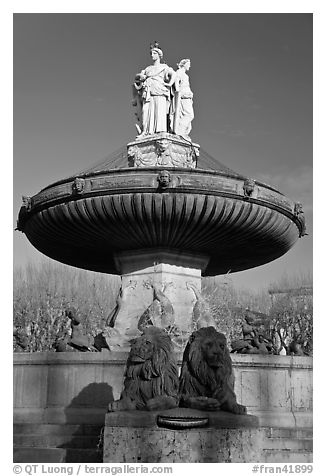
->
(14, 434, 101, 449)
(266, 427, 313, 439)
(263, 450, 313, 463)
(14, 447, 66, 463)
(13, 447, 102, 463)
(13, 423, 103, 436)
(264, 438, 313, 451)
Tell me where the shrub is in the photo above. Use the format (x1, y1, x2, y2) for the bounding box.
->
(13, 261, 312, 354)
(13, 260, 120, 352)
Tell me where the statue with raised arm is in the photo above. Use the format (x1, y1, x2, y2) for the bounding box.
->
(132, 41, 176, 136)
(172, 59, 194, 138)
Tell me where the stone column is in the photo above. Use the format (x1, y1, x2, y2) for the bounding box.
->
(109, 249, 209, 349)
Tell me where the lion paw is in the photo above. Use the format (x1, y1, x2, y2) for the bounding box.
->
(229, 402, 247, 415)
(107, 397, 136, 412)
(183, 396, 220, 411)
(146, 396, 178, 411)
(107, 400, 121, 413)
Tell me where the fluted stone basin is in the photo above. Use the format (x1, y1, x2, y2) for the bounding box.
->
(18, 164, 304, 277)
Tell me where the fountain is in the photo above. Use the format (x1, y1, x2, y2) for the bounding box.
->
(16, 42, 307, 463)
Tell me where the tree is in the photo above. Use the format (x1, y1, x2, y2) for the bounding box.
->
(268, 291, 313, 355)
(13, 260, 120, 352)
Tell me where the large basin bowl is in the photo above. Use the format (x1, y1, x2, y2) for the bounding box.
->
(18, 166, 304, 276)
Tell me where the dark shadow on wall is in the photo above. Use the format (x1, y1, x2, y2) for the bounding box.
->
(58, 382, 114, 463)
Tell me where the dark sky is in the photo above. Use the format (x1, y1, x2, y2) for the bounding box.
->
(13, 13, 313, 290)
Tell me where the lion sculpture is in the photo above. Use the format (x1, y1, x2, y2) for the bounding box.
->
(179, 326, 246, 414)
(108, 326, 179, 412)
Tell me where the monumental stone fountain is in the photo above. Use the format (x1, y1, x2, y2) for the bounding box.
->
(16, 42, 307, 462)
(17, 43, 306, 350)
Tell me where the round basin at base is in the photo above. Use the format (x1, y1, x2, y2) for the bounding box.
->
(18, 167, 304, 276)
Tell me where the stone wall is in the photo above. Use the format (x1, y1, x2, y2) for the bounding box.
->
(13, 353, 312, 428)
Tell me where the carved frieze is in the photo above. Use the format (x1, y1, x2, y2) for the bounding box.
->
(157, 170, 171, 189)
(31, 184, 69, 207)
(294, 202, 307, 237)
(260, 191, 292, 210)
(16, 196, 32, 231)
(127, 135, 199, 169)
(155, 138, 172, 166)
(243, 179, 256, 198)
(294, 202, 304, 217)
(72, 177, 86, 194)
(90, 176, 145, 190)
(22, 195, 32, 211)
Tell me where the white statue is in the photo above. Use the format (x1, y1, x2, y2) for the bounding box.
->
(132, 42, 176, 136)
(172, 59, 194, 138)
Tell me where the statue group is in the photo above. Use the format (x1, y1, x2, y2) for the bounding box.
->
(108, 326, 247, 416)
(132, 41, 194, 139)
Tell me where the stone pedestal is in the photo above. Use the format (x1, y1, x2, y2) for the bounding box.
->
(127, 132, 200, 168)
(109, 249, 209, 350)
(103, 408, 264, 463)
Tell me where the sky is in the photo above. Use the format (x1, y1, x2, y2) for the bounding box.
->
(13, 12, 313, 291)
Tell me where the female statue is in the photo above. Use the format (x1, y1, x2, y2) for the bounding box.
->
(132, 42, 176, 136)
(172, 59, 194, 138)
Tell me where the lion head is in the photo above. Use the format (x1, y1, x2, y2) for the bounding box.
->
(179, 326, 246, 414)
(117, 326, 179, 410)
(182, 327, 232, 382)
(125, 326, 177, 380)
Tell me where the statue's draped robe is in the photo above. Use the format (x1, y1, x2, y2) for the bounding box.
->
(140, 64, 173, 134)
(173, 69, 194, 136)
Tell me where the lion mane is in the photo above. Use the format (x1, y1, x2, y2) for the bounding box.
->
(179, 326, 246, 414)
(119, 326, 179, 410)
